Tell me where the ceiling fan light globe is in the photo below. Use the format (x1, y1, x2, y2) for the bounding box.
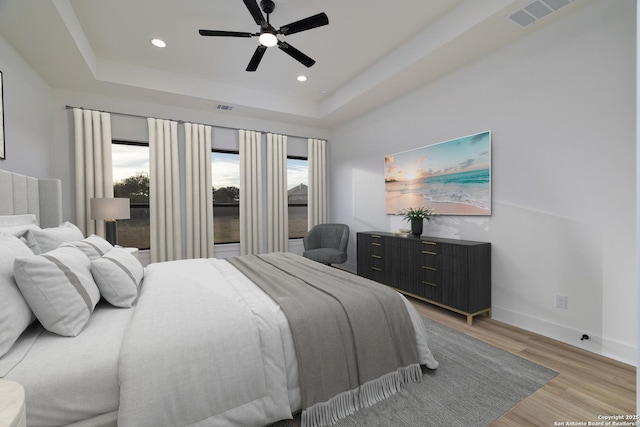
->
(259, 32, 278, 47)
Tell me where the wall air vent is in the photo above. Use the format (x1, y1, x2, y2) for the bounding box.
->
(217, 104, 234, 111)
(508, 0, 574, 28)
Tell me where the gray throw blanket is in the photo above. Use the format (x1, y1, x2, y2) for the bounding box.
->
(227, 252, 422, 427)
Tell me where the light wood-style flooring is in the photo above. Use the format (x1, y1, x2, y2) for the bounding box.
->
(410, 298, 637, 426)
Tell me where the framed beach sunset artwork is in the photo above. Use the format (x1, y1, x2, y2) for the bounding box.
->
(385, 131, 491, 215)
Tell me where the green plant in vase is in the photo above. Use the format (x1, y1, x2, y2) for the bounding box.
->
(397, 206, 437, 236)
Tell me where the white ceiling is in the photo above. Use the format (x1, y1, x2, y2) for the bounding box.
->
(0, 0, 585, 128)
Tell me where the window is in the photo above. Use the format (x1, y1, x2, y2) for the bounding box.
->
(112, 141, 150, 249)
(287, 157, 308, 239)
(111, 144, 307, 248)
(211, 150, 240, 244)
(211, 151, 308, 243)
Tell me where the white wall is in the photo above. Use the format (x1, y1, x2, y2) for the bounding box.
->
(0, 35, 53, 177)
(329, 0, 637, 364)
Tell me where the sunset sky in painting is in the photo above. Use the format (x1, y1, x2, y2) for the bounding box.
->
(385, 132, 490, 182)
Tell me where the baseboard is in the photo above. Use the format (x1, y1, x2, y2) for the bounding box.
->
(492, 306, 636, 366)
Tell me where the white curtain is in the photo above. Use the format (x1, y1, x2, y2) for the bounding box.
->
(308, 138, 327, 228)
(239, 130, 264, 255)
(266, 133, 288, 252)
(185, 123, 214, 259)
(73, 108, 114, 237)
(148, 118, 182, 263)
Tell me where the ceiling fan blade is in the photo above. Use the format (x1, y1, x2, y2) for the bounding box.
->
(277, 41, 315, 67)
(279, 13, 329, 36)
(246, 45, 268, 71)
(243, 0, 266, 26)
(199, 29, 253, 38)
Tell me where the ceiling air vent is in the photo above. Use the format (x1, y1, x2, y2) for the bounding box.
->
(217, 104, 234, 111)
(508, 0, 573, 28)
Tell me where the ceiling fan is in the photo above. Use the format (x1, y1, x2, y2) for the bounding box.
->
(199, 0, 329, 72)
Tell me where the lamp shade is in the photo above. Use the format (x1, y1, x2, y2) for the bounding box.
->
(90, 198, 131, 221)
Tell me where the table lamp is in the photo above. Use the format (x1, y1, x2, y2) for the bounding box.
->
(90, 198, 130, 245)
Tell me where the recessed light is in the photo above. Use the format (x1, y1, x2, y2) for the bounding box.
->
(297, 75, 307, 82)
(151, 38, 166, 48)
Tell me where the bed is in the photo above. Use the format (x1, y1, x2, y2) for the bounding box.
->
(0, 169, 439, 427)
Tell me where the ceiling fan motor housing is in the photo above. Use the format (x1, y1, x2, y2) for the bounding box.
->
(260, 0, 275, 14)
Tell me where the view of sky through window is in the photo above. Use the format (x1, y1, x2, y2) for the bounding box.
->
(112, 143, 149, 183)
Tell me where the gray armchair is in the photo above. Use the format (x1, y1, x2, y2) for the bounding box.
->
(302, 223, 350, 265)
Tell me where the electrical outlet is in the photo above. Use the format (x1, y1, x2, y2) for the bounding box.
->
(555, 294, 568, 309)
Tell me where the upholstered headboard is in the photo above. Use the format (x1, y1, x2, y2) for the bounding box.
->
(0, 169, 63, 229)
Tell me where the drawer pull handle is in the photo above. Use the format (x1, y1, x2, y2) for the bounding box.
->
(422, 281, 437, 287)
(372, 267, 382, 272)
(422, 251, 436, 255)
(372, 235, 382, 238)
(422, 241, 437, 246)
(422, 266, 436, 271)
(372, 243, 382, 247)
(372, 255, 381, 259)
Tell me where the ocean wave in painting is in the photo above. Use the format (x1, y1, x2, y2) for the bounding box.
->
(386, 169, 491, 211)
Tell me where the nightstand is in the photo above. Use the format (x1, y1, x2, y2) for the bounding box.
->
(0, 379, 26, 427)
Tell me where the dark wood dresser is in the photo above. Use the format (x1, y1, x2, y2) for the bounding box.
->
(357, 231, 491, 325)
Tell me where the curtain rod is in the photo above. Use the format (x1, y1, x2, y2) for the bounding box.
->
(64, 105, 325, 141)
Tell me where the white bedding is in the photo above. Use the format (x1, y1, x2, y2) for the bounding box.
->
(2, 256, 437, 427)
(118, 258, 294, 426)
(3, 302, 134, 426)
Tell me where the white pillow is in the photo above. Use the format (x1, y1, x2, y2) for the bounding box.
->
(26, 221, 84, 254)
(62, 234, 114, 261)
(0, 214, 40, 236)
(91, 247, 143, 308)
(0, 234, 36, 357)
(0, 213, 38, 228)
(13, 228, 42, 254)
(14, 246, 101, 337)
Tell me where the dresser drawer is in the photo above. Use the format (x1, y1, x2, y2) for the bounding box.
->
(370, 255, 384, 271)
(417, 276, 441, 301)
(371, 244, 384, 258)
(370, 234, 384, 248)
(420, 241, 437, 267)
(420, 265, 437, 285)
(440, 254, 467, 274)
